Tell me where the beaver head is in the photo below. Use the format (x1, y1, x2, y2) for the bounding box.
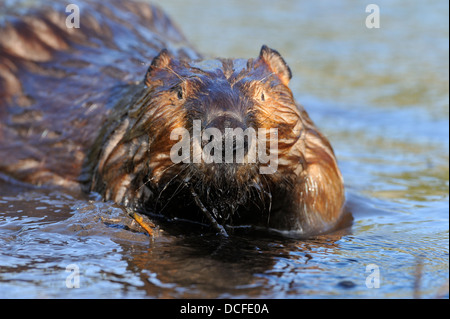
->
(89, 45, 344, 234)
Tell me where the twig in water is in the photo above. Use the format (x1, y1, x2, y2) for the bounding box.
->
(189, 185, 229, 237)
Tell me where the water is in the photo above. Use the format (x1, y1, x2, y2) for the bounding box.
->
(0, 0, 448, 299)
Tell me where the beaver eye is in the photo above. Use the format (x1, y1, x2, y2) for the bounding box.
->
(177, 88, 184, 100)
(176, 86, 183, 100)
(256, 88, 266, 102)
(171, 85, 184, 100)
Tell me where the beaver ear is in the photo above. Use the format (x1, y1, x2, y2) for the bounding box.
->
(145, 49, 172, 86)
(258, 45, 292, 86)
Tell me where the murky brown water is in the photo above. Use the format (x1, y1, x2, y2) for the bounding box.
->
(0, 0, 448, 299)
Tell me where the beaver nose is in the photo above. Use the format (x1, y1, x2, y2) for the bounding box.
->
(203, 115, 249, 162)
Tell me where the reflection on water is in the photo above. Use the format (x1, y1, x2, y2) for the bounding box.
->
(0, 0, 448, 298)
(0, 183, 447, 298)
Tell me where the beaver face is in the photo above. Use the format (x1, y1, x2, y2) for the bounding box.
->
(137, 46, 300, 225)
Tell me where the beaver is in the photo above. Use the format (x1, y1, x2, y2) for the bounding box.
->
(0, 0, 345, 236)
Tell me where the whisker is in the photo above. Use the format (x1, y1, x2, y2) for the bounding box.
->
(157, 170, 190, 213)
(153, 164, 190, 211)
(137, 151, 191, 191)
(261, 174, 272, 224)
